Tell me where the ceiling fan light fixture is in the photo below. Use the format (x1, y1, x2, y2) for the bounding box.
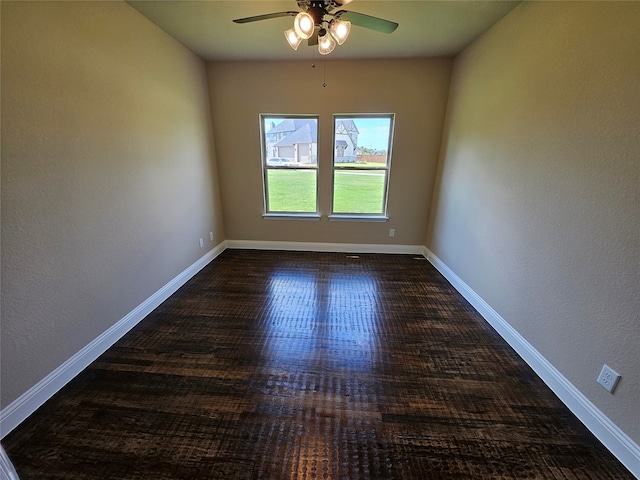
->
(329, 19, 351, 45)
(293, 11, 315, 39)
(317, 29, 336, 55)
(233, 3, 399, 57)
(284, 28, 302, 50)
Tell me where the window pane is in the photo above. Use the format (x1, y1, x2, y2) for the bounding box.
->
(267, 169, 317, 213)
(264, 117, 318, 166)
(262, 115, 318, 214)
(332, 115, 394, 215)
(334, 117, 391, 167)
(333, 170, 385, 214)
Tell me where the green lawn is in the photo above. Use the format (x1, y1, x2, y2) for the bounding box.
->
(267, 170, 317, 212)
(267, 169, 385, 214)
(332, 171, 385, 213)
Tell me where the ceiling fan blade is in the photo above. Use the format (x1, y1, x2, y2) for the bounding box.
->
(233, 11, 298, 24)
(328, 0, 355, 7)
(334, 10, 398, 34)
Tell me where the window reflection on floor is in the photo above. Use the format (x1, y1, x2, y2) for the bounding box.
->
(263, 268, 380, 371)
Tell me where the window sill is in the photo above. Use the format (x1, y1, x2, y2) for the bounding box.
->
(262, 213, 321, 221)
(328, 215, 389, 222)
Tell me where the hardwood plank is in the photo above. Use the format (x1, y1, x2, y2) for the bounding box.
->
(3, 250, 633, 479)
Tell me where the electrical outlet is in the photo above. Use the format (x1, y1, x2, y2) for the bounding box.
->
(389, 228, 395, 237)
(199, 238, 204, 248)
(597, 364, 621, 393)
(209, 232, 214, 241)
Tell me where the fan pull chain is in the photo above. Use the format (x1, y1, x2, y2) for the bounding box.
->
(323, 60, 327, 88)
(310, 51, 327, 88)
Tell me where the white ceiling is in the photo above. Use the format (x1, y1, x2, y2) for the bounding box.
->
(126, 1, 521, 62)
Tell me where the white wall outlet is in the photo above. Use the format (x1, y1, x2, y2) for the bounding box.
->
(199, 238, 204, 248)
(209, 232, 214, 241)
(597, 364, 621, 393)
(389, 228, 395, 237)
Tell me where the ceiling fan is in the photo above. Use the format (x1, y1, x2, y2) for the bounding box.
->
(233, 0, 399, 55)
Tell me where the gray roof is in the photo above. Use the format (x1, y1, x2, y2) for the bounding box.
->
(336, 140, 348, 147)
(274, 122, 317, 146)
(267, 118, 317, 135)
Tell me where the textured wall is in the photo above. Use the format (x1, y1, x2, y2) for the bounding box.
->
(207, 59, 452, 246)
(1, 1, 224, 408)
(428, 2, 639, 442)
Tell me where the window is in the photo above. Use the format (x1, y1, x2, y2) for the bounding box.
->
(261, 115, 319, 215)
(332, 114, 394, 217)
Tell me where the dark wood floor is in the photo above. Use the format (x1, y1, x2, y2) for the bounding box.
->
(3, 249, 633, 479)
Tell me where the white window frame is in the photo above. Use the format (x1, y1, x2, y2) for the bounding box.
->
(260, 114, 320, 218)
(330, 114, 395, 220)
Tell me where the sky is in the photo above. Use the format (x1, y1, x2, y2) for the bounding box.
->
(347, 117, 393, 151)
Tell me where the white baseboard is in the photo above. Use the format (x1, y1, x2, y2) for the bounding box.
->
(423, 247, 640, 478)
(226, 239, 424, 255)
(1, 444, 20, 480)
(0, 241, 227, 440)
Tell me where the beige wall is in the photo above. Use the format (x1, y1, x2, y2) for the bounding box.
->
(1, 1, 224, 407)
(428, 1, 639, 443)
(208, 59, 452, 246)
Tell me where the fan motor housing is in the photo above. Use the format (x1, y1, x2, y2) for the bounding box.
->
(304, 2, 331, 26)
